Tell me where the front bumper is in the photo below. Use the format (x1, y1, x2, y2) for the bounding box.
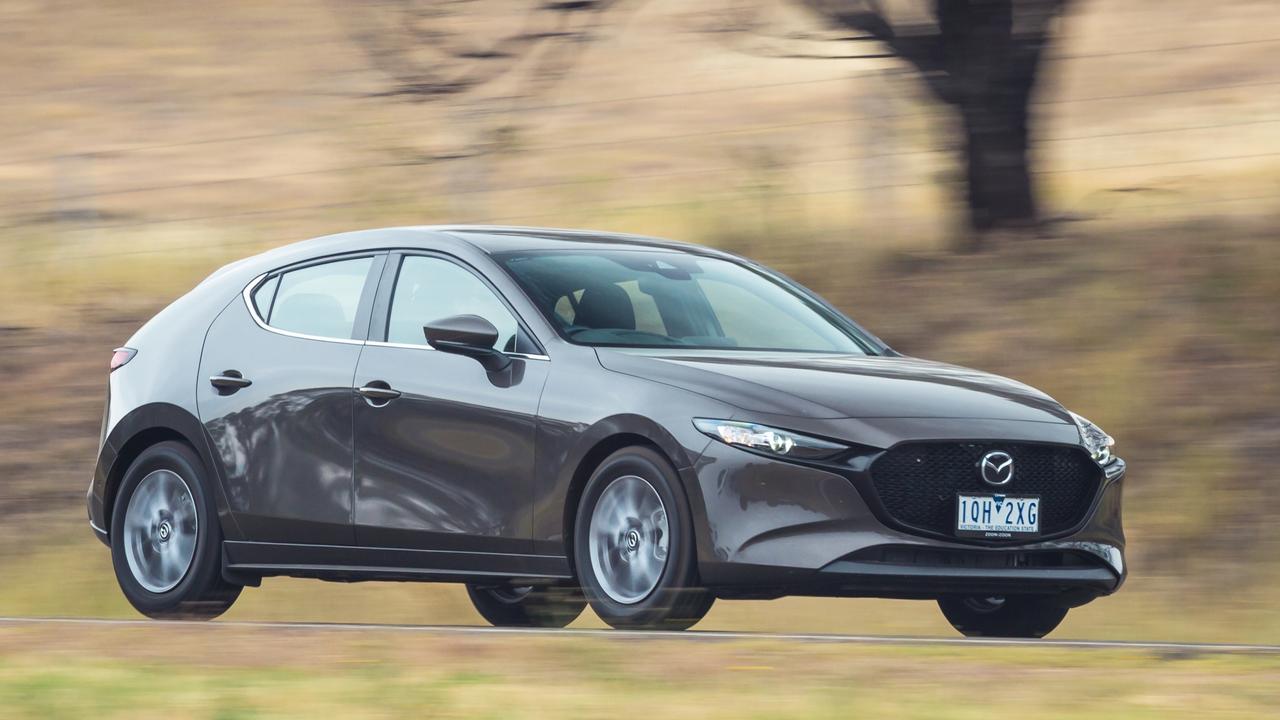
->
(701, 544, 1122, 601)
(684, 422, 1126, 600)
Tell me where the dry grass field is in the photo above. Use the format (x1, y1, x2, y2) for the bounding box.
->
(2, 622, 1280, 719)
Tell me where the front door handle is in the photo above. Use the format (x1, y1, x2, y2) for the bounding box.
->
(210, 371, 252, 394)
(356, 383, 402, 404)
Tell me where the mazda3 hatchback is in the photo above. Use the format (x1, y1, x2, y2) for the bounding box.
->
(89, 226, 1125, 637)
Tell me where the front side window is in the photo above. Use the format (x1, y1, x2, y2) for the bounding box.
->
(262, 256, 373, 339)
(499, 249, 874, 353)
(386, 256, 520, 351)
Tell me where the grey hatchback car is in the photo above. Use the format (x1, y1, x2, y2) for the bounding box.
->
(90, 226, 1126, 637)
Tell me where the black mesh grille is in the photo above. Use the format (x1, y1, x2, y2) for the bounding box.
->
(869, 442, 1102, 539)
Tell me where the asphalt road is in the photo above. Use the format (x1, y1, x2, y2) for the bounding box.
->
(3, 616, 1279, 654)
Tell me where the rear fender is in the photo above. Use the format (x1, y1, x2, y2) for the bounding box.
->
(91, 402, 242, 542)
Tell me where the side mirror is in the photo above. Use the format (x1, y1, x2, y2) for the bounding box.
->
(424, 314, 511, 372)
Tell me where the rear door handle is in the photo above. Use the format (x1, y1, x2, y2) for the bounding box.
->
(210, 371, 252, 394)
(356, 384, 402, 403)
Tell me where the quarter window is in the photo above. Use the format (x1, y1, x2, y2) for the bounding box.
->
(251, 275, 280, 319)
(262, 257, 373, 340)
(387, 256, 520, 351)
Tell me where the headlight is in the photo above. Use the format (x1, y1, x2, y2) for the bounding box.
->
(1070, 412, 1115, 465)
(693, 419, 847, 460)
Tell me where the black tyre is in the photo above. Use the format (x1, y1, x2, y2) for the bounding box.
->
(938, 595, 1068, 638)
(109, 441, 241, 619)
(573, 446, 713, 630)
(465, 582, 586, 628)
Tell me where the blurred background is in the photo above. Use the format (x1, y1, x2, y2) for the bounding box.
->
(1, 0, 1279, 714)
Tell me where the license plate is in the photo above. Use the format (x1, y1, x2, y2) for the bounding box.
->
(956, 494, 1040, 539)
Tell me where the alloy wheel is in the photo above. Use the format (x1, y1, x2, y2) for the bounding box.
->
(123, 469, 199, 593)
(587, 474, 670, 604)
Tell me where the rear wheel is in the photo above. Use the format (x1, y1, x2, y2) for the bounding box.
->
(465, 582, 586, 628)
(573, 446, 713, 630)
(110, 441, 241, 619)
(937, 595, 1068, 638)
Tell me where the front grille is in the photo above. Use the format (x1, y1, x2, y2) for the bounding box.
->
(868, 442, 1102, 540)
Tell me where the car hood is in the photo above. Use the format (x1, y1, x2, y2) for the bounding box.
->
(596, 349, 1073, 423)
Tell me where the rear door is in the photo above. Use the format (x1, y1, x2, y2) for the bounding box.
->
(352, 252, 549, 557)
(198, 253, 384, 545)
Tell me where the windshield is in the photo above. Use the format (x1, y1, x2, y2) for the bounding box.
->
(498, 249, 875, 354)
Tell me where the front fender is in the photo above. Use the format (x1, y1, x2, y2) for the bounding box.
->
(531, 411, 715, 557)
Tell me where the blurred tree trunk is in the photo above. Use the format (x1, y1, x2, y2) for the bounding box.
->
(799, 0, 1068, 249)
(941, 0, 1054, 243)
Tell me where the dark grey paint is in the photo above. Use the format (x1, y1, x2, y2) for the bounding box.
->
(198, 298, 364, 545)
(596, 350, 1074, 422)
(352, 345, 548, 554)
(89, 225, 1126, 601)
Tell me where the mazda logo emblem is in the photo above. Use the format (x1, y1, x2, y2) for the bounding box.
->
(979, 451, 1014, 486)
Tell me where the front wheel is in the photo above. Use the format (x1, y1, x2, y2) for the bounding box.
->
(465, 582, 586, 628)
(573, 446, 713, 630)
(110, 441, 241, 619)
(937, 595, 1068, 638)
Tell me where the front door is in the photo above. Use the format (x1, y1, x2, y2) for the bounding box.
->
(198, 254, 382, 545)
(353, 254, 548, 555)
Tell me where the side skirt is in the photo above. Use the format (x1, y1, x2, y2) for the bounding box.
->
(222, 541, 572, 585)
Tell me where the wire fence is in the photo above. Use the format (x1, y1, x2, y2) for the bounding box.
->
(5, 74, 1278, 172)
(7, 189, 1276, 271)
(2, 100, 1277, 217)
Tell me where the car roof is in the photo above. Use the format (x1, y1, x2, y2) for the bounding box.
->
(434, 225, 731, 256)
(307, 225, 732, 257)
(211, 225, 742, 291)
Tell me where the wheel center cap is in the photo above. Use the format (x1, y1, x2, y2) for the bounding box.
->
(158, 521, 172, 543)
(626, 529, 641, 550)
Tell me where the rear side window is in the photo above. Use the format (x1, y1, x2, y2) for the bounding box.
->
(260, 257, 373, 340)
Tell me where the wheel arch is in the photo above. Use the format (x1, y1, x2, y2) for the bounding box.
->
(94, 402, 240, 542)
(557, 414, 709, 573)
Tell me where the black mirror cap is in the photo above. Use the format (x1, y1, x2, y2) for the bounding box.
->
(424, 315, 510, 372)
(424, 314, 499, 347)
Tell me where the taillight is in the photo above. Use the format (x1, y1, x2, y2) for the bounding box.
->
(110, 347, 137, 372)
